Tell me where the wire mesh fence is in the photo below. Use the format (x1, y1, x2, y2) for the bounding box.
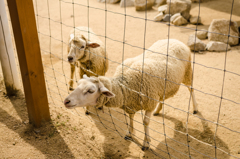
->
(12, 0, 239, 158)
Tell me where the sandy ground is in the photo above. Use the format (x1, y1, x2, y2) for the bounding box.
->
(1, 0, 240, 158)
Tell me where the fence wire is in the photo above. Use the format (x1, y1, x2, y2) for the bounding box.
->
(31, 0, 240, 158)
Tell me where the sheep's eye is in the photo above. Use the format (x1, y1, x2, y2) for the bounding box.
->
(87, 90, 94, 94)
(81, 46, 84, 49)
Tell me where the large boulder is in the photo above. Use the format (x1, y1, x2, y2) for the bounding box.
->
(206, 41, 231, 52)
(135, 0, 155, 11)
(120, 0, 134, 7)
(196, 30, 208, 39)
(98, 0, 120, 3)
(154, 0, 167, 7)
(187, 34, 206, 52)
(173, 15, 188, 26)
(166, 0, 191, 20)
(208, 19, 239, 46)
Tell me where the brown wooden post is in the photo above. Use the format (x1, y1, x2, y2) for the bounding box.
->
(7, 0, 50, 127)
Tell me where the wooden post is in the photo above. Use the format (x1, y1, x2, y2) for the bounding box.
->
(7, 0, 50, 127)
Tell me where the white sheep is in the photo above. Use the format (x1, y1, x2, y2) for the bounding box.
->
(67, 26, 109, 114)
(64, 39, 198, 151)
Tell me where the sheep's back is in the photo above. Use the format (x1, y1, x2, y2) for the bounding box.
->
(114, 39, 191, 112)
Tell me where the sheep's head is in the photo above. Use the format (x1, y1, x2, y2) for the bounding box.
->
(64, 75, 115, 109)
(67, 34, 100, 64)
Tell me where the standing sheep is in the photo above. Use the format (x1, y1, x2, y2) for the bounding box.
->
(67, 26, 109, 114)
(64, 39, 198, 151)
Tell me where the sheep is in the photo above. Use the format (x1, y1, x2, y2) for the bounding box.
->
(64, 39, 198, 151)
(67, 26, 109, 114)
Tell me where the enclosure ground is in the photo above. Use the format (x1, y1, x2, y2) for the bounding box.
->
(1, 0, 240, 158)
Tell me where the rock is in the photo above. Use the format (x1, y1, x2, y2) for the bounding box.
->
(208, 19, 239, 46)
(166, 0, 191, 20)
(187, 34, 206, 51)
(190, 16, 201, 24)
(34, 129, 41, 134)
(197, 30, 208, 39)
(154, 0, 167, 7)
(163, 14, 171, 22)
(98, 0, 120, 3)
(206, 41, 231, 52)
(173, 15, 188, 26)
(154, 12, 164, 22)
(120, 0, 134, 7)
(135, 0, 155, 11)
(170, 13, 181, 22)
(158, 4, 167, 13)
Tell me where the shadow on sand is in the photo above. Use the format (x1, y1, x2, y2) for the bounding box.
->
(0, 91, 74, 158)
(144, 112, 230, 159)
(88, 106, 143, 159)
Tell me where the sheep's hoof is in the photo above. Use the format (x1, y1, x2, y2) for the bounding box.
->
(124, 136, 132, 140)
(85, 111, 90, 115)
(98, 107, 103, 110)
(141, 146, 149, 151)
(193, 110, 198, 114)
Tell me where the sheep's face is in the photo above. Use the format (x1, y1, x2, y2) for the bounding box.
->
(67, 34, 100, 64)
(68, 37, 86, 64)
(64, 75, 115, 109)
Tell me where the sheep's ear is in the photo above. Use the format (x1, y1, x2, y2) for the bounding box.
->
(89, 76, 99, 83)
(69, 34, 80, 43)
(100, 87, 115, 98)
(69, 34, 74, 43)
(83, 74, 90, 79)
(87, 41, 100, 48)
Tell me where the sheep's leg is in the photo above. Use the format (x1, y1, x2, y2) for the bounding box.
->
(153, 102, 162, 116)
(125, 113, 135, 140)
(184, 61, 198, 114)
(69, 63, 75, 91)
(142, 110, 152, 151)
(188, 87, 198, 114)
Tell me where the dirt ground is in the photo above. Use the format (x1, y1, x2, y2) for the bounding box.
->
(1, 0, 240, 158)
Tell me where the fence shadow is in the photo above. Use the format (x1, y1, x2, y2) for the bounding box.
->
(0, 90, 74, 158)
(144, 112, 230, 159)
(88, 106, 141, 159)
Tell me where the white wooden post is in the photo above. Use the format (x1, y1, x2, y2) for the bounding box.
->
(0, 0, 21, 96)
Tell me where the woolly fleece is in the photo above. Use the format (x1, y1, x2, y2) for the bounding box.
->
(96, 39, 193, 114)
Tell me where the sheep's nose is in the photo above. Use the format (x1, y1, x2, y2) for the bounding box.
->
(64, 99, 71, 105)
(68, 56, 73, 61)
